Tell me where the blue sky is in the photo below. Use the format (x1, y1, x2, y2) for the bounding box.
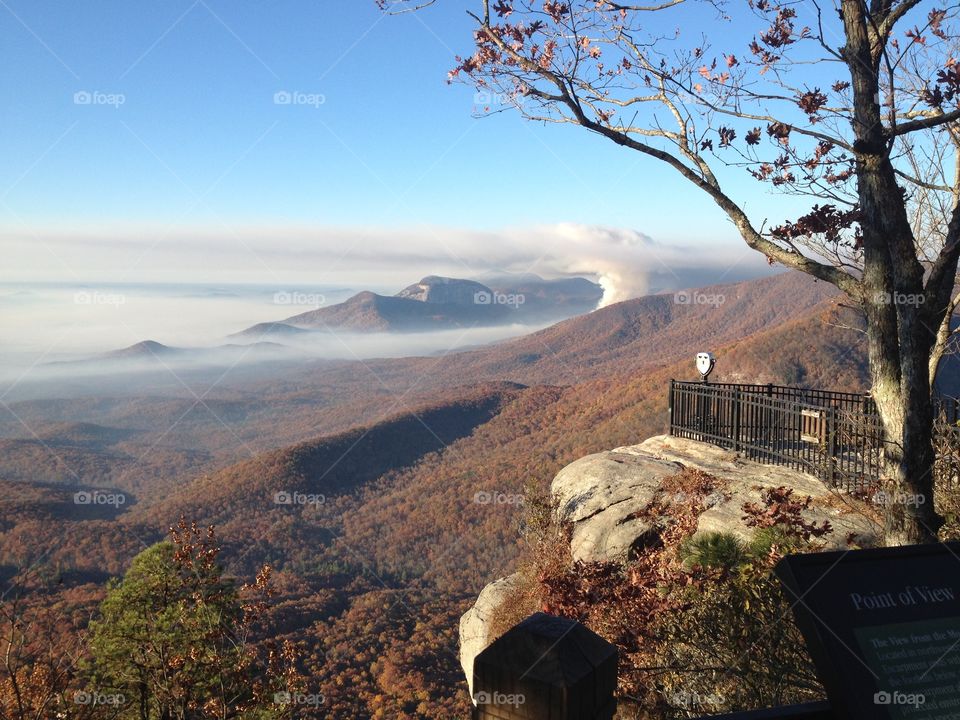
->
(0, 0, 804, 284)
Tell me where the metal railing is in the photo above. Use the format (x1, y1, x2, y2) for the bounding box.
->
(669, 380, 886, 493)
(669, 381, 960, 493)
(681, 381, 876, 415)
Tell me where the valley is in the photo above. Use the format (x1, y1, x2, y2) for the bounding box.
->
(0, 271, 871, 718)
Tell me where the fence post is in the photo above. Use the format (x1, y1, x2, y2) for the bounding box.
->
(765, 384, 774, 449)
(471, 612, 618, 719)
(826, 407, 837, 487)
(733, 387, 742, 452)
(668, 379, 675, 436)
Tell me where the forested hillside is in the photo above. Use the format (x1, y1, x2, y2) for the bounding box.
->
(0, 273, 871, 718)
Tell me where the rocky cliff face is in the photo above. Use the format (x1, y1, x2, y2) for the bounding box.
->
(395, 276, 492, 305)
(458, 575, 522, 699)
(555, 434, 876, 563)
(459, 434, 879, 697)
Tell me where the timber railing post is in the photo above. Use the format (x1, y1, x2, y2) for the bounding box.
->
(733, 387, 742, 452)
(668, 379, 675, 436)
(826, 406, 837, 487)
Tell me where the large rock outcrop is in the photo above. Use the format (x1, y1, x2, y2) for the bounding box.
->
(459, 434, 879, 695)
(554, 434, 878, 563)
(551, 450, 682, 563)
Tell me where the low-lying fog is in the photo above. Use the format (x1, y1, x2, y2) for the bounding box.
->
(0, 282, 361, 356)
(0, 282, 554, 401)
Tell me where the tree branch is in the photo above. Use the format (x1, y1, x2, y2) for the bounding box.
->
(877, 0, 924, 42)
(888, 107, 960, 138)
(468, 3, 861, 296)
(601, 0, 686, 10)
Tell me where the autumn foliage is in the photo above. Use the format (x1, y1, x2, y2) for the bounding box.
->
(504, 469, 832, 717)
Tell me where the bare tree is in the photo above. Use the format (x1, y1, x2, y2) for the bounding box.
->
(0, 568, 94, 720)
(390, 0, 960, 544)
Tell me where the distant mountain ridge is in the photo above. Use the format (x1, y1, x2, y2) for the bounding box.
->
(395, 276, 492, 304)
(273, 270, 847, 388)
(0, 269, 881, 719)
(104, 340, 182, 359)
(232, 274, 603, 338)
(47, 339, 294, 370)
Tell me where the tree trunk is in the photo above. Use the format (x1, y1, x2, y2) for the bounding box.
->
(841, 0, 945, 544)
(865, 311, 942, 543)
(874, 386, 941, 545)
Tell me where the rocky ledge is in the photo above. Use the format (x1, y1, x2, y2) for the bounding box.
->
(459, 434, 879, 696)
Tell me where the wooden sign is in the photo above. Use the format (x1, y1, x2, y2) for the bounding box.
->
(776, 543, 960, 719)
(800, 409, 825, 444)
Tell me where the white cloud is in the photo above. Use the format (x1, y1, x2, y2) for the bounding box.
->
(2, 221, 774, 306)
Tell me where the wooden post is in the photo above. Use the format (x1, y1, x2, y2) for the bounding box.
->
(765, 384, 774, 450)
(826, 406, 837, 487)
(471, 612, 618, 720)
(733, 387, 742, 452)
(668, 379, 675, 436)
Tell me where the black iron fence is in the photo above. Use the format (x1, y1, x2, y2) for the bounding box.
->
(669, 380, 960, 494)
(677, 381, 877, 415)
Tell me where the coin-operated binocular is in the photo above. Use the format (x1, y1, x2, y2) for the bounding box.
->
(696, 352, 716, 383)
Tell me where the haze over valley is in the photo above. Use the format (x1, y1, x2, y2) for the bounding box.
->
(5, 0, 956, 717)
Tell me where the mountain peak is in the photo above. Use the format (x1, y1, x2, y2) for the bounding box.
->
(395, 276, 492, 305)
(105, 340, 178, 359)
